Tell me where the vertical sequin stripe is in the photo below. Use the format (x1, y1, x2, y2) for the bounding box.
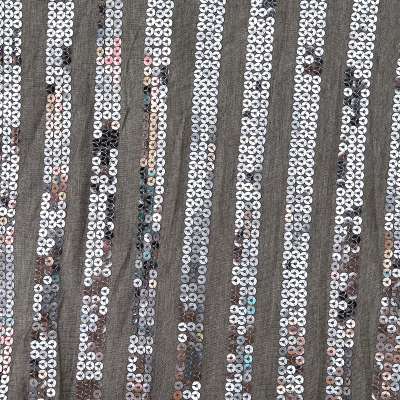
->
(171, 1, 226, 399)
(224, 1, 277, 399)
(0, 1, 22, 399)
(324, 1, 379, 399)
(74, 1, 124, 399)
(28, 1, 75, 399)
(125, 1, 174, 399)
(371, 57, 400, 400)
(275, 1, 327, 399)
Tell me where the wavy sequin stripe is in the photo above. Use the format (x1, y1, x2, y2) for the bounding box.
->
(0, 1, 22, 398)
(224, 1, 277, 399)
(74, 1, 124, 399)
(28, 1, 75, 399)
(171, 1, 226, 399)
(371, 57, 400, 400)
(275, 1, 327, 399)
(124, 1, 174, 399)
(324, 1, 380, 399)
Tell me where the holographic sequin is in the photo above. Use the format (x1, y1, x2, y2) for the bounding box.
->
(370, 59, 400, 400)
(324, 1, 380, 399)
(171, 1, 226, 399)
(74, 1, 124, 399)
(224, 1, 277, 399)
(124, 0, 174, 399)
(0, 1, 23, 399)
(28, 1, 75, 399)
(275, 1, 327, 399)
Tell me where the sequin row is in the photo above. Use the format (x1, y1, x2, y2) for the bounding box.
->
(172, 1, 226, 399)
(324, 1, 379, 399)
(371, 62, 400, 400)
(275, 1, 327, 399)
(74, 1, 124, 399)
(224, 1, 277, 399)
(28, 2, 75, 399)
(0, 1, 22, 399)
(125, 0, 174, 399)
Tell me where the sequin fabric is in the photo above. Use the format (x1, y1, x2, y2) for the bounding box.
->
(0, 1, 398, 399)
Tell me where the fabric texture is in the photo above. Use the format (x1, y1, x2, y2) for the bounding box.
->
(0, 0, 399, 399)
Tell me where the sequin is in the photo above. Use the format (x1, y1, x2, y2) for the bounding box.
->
(275, 1, 327, 399)
(0, 1, 23, 398)
(124, 1, 174, 399)
(224, 1, 277, 400)
(171, 1, 226, 399)
(74, 1, 124, 399)
(324, 1, 380, 399)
